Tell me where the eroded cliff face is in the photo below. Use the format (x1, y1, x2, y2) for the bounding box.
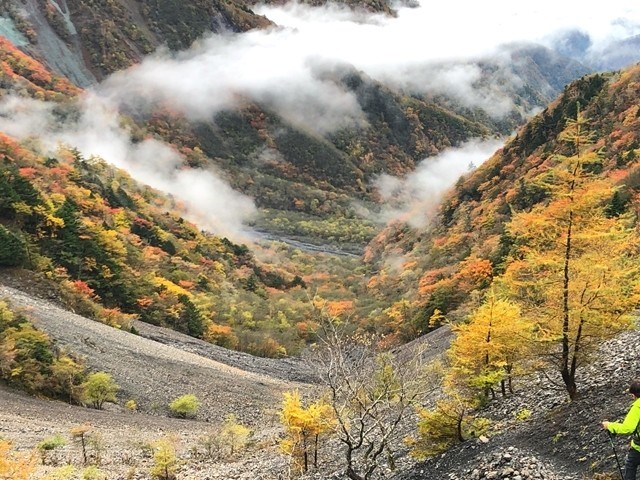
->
(9, 0, 97, 86)
(1, 0, 274, 84)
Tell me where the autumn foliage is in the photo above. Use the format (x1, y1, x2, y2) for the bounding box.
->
(280, 390, 334, 473)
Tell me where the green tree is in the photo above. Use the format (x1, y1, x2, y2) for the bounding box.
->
(49, 355, 85, 403)
(81, 372, 119, 409)
(178, 295, 204, 338)
(0, 225, 27, 267)
(51, 198, 83, 277)
(5, 323, 54, 393)
(168, 393, 200, 419)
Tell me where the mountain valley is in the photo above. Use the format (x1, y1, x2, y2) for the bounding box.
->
(0, 2, 640, 479)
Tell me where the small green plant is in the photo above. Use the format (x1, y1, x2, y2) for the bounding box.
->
(515, 408, 532, 421)
(42, 465, 76, 480)
(125, 399, 138, 412)
(88, 432, 104, 465)
(168, 394, 200, 419)
(149, 401, 163, 414)
(198, 432, 222, 459)
(135, 440, 155, 458)
(149, 437, 178, 480)
(552, 431, 567, 444)
(411, 395, 490, 458)
(589, 474, 619, 480)
(82, 466, 106, 480)
(37, 434, 66, 465)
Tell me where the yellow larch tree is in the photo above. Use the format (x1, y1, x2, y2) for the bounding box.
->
(500, 106, 640, 399)
(447, 292, 533, 398)
(221, 414, 251, 457)
(280, 390, 334, 473)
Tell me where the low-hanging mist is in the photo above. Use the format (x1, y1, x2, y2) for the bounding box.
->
(369, 138, 505, 228)
(1, 1, 639, 238)
(98, 1, 640, 128)
(0, 94, 256, 237)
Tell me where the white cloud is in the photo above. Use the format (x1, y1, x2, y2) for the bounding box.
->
(92, 1, 640, 132)
(0, 94, 255, 237)
(98, 32, 366, 134)
(1, 1, 638, 237)
(371, 138, 505, 228)
(256, 1, 640, 63)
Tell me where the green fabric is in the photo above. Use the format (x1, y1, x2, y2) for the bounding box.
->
(608, 397, 640, 452)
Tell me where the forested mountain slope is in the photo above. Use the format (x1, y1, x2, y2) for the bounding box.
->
(362, 64, 640, 341)
(0, 4, 634, 355)
(0, 0, 604, 255)
(0, 38, 347, 358)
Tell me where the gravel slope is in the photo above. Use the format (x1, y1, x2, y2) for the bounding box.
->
(0, 276, 460, 479)
(0, 279, 324, 479)
(396, 328, 640, 480)
(0, 284, 311, 425)
(8, 274, 633, 480)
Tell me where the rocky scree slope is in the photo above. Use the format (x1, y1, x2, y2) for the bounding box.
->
(2, 271, 639, 479)
(397, 328, 640, 480)
(0, 282, 313, 425)
(0, 273, 317, 479)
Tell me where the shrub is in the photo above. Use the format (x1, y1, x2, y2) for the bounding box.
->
(515, 408, 532, 421)
(221, 414, 251, 456)
(37, 434, 66, 465)
(168, 394, 200, 419)
(411, 398, 490, 458)
(149, 438, 178, 480)
(81, 372, 119, 409)
(82, 465, 106, 480)
(198, 432, 222, 459)
(42, 464, 76, 480)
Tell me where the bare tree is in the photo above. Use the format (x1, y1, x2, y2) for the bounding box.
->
(307, 320, 440, 480)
